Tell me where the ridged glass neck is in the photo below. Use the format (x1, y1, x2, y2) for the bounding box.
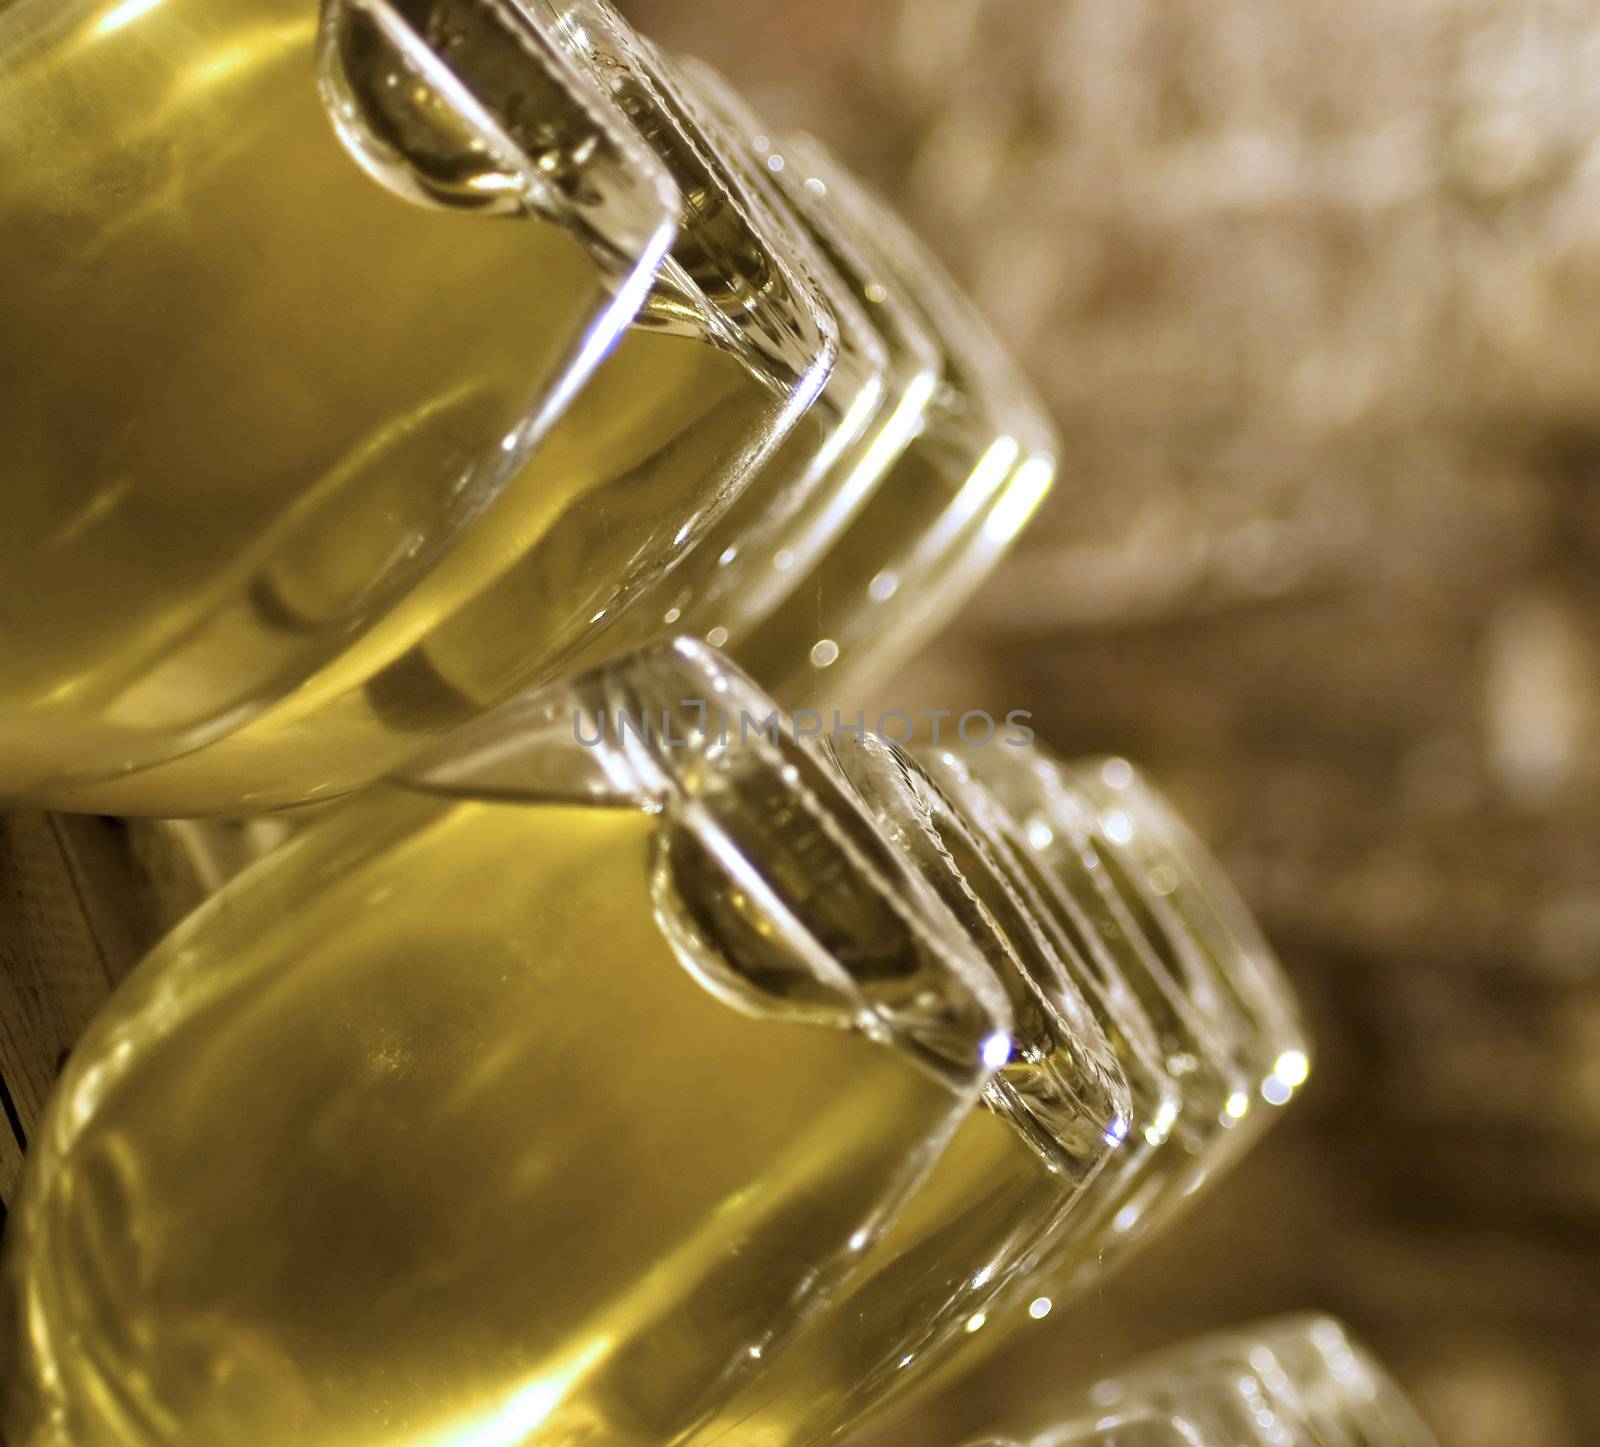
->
(964, 746, 1306, 1130)
(521, 0, 837, 405)
(664, 56, 887, 398)
(841, 162, 1062, 604)
(1063, 759, 1310, 1102)
(827, 156, 1056, 472)
(821, 734, 1133, 1182)
(917, 746, 1186, 1148)
(667, 60, 947, 629)
(768, 130, 944, 398)
(730, 137, 1062, 706)
(399, 640, 1014, 1094)
(1089, 1316, 1438, 1447)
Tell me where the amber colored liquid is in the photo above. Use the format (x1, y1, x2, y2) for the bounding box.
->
(0, 0, 626, 800)
(70, 326, 791, 815)
(0, 792, 968, 1446)
(558, 340, 884, 680)
(683, 819, 1114, 1445)
(686, 1107, 1066, 1447)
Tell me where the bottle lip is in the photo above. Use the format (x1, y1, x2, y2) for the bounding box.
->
(821, 731, 1134, 1177)
(961, 744, 1307, 1109)
(849, 175, 1062, 606)
(1088, 1314, 1435, 1447)
(770, 129, 946, 524)
(917, 745, 1188, 1147)
(646, 53, 892, 602)
(521, 0, 839, 417)
(817, 151, 1059, 467)
(949, 745, 1250, 1134)
(747, 142, 1060, 702)
(670, 58, 893, 418)
(323, 4, 680, 408)
(1063, 757, 1311, 1106)
(667, 63, 948, 631)
(400, 638, 1018, 1092)
(771, 130, 946, 401)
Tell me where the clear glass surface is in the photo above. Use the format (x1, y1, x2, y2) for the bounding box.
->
(0, 0, 678, 803)
(21, 0, 842, 817)
(728, 154, 1061, 706)
(958, 748, 1309, 1326)
(545, 51, 896, 667)
(685, 739, 1132, 1446)
(654, 61, 945, 648)
(0, 642, 1020, 1447)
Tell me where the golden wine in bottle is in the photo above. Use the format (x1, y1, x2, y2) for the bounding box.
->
(12, 0, 847, 816)
(0, 0, 679, 802)
(685, 739, 1136, 1447)
(373, 44, 911, 733)
(686, 740, 1306, 1445)
(1, 643, 1030, 1447)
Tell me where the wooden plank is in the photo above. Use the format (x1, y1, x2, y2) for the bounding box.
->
(0, 813, 119, 1206)
(0, 815, 206, 1210)
(56, 816, 211, 986)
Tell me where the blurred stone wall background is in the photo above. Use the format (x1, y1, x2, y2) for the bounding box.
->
(629, 2, 1600, 1442)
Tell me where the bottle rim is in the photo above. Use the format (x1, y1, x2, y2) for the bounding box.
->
(918, 744, 1189, 1149)
(522, 0, 841, 422)
(825, 732, 1135, 1178)
(964, 745, 1308, 1114)
(321, 0, 681, 452)
(673, 62, 950, 633)
(737, 140, 1062, 702)
(1083, 1313, 1437, 1447)
(1064, 756, 1312, 1104)
(632, 51, 895, 627)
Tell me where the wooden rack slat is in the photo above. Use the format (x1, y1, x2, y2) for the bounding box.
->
(0, 815, 206, 1212)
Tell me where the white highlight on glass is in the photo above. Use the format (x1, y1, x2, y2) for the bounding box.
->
(94, 0, 165, 37)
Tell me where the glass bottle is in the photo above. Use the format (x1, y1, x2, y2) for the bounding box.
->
(12, 0, 842, 816)
(968, 1315, 1437, 1447)
(688, 742, 1301, 1444)
(305, 58, 959, 807)
(0, 0, 675, 799)
(926, 747, 1308, 1354)
(0, 641, 1136, 1447)
(715, 132, 1063, 706)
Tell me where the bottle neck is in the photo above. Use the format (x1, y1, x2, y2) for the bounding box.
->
(522, 0, 839, 402)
